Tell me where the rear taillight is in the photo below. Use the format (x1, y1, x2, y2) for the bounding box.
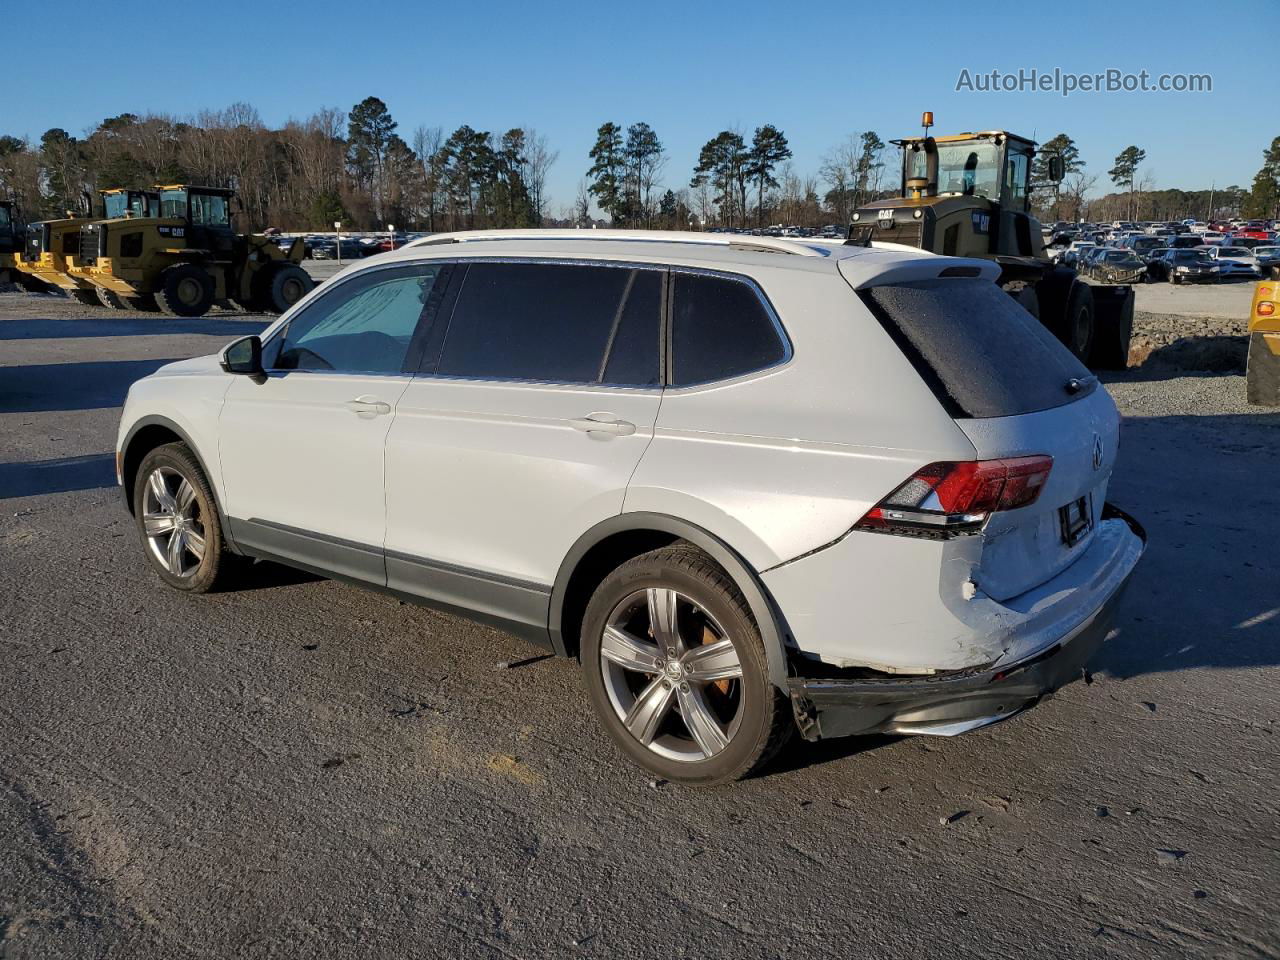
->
(856, 456, 1053, 537)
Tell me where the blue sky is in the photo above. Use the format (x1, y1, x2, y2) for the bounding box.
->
(8, 0, 1267, 211)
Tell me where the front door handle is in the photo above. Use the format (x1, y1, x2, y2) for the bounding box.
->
(568, 413, 636, 436)
(345, 396, 392, 416)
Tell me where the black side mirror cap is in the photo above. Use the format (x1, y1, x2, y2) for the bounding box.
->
(220, 335, 264, 378)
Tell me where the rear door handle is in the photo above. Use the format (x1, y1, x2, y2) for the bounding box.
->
(568, 413, 636, 436)
(345, 396, 392, 416)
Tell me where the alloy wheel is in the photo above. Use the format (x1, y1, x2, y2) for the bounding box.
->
(599, 587, 745, 762)
(141, 466, 207, 578)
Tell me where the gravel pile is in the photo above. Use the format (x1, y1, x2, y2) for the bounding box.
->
(1129, 310, 1249, 373)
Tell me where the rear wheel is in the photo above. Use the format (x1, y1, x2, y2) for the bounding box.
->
(580, 546, 792, 785)
(1090, 287, 1134, 370)
(1063, 281, 1096, 364)
(156, 264, 215, 317)
(68, 289, 100, 306)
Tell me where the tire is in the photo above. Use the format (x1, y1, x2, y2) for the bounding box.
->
(259, 263, 312, 314)
(1090, 287, 1134, 371)
(68, 289, 100, 306)
(132, 442, 232, 594)
(1062, 281, 1096, 364)
(1171, 275, 1181, 285)
(96, 287, 129, 310)
(156, 264, 215, 317)
(580, 545, 793, 785)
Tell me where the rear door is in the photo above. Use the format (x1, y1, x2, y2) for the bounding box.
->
(856, 276, 1118, 602)
(382, 260, 664, 630)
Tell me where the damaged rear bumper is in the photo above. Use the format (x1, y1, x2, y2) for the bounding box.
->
(787, 505, 1146, 741)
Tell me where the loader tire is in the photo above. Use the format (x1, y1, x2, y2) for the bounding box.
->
(1090, 286, 1135, 371)
(260, 263, 312, 314)
(1062, 282, 1096, 364)
(96, 287, 130, 310)
(156, 264, 215, 318)
(124, 293, 160, 312)
(68, 289, 100, 306)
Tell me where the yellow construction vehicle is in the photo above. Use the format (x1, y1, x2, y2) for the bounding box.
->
(2, 189, 160, 305)
(0, 200, 39, 290)
(849, 113, 1134, 368)
(71, 184, 311, 317)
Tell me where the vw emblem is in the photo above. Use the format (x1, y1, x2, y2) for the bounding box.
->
(1092, 434, 1104, 471)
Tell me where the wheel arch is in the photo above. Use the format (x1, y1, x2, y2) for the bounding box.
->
(549, 513, 792, 689)
(120, 415, 239, 552)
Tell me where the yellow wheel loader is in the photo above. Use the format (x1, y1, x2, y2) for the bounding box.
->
(849, 114, 1133, 369)
(71, 185, 311, 318)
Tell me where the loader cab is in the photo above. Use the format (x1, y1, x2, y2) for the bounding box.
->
(0, 201, 21, 254)
(101, 189, 158, 220)
(898, 131, 1036, 213)
(156, 185, 236, 255)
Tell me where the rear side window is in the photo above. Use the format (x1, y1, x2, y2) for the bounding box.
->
(861, 278, 1092, 419)
(436, 262, 661, 386)
(671, 272, 787, 386)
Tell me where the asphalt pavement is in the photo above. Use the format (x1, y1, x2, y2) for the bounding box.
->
(1, 292, 1277, 959)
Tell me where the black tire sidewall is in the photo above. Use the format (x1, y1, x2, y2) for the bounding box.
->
(133, 443, 224, 593)
(158, 265, 214, 317)
(580, 551, 778, 785)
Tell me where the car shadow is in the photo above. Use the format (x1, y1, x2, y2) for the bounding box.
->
(0, 315, 269, 341)
(0, 453, 115, 499)
(0, 358, 182, 413)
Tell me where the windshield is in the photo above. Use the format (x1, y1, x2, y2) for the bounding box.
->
(1219, 247, 1250, 257)
(1172, 251, 1210, 263)
(1257, 247, 1279, 256)
(906, 140, 1001, 199)
(190, 192, 230, 227)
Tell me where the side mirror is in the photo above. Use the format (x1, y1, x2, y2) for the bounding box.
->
(1047, 155, 1065, 183)
(220, 335, 264, 377)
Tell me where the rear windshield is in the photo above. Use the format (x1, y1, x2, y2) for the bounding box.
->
(861, 278, 1093, 419)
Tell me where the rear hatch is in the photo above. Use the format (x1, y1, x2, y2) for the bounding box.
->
(856, 275, 1119, 602)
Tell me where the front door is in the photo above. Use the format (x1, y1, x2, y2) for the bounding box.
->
(219, 261, 449, 583)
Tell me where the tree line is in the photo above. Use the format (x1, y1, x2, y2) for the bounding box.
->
(0, 98, 558, 233)
(1, 98, 1275, 232)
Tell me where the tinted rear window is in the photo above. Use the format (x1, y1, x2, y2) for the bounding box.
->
(671, 272, 787, 386)
(861, 278, 1092, 419)
(437, 262, 661, 386)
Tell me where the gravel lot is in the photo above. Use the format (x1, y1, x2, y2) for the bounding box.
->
(1, 291, 1277, 959)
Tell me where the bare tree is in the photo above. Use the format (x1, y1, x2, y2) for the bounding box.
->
(521, 126, 558, 225)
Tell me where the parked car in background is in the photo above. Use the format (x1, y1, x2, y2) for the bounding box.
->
(1198, 231, 1226, 245)
(1148, 249, 1219, 284)
(1200, 245, 1262, 278)
(310, 238, 368, 260)
(1089, 249, 1149, 284)
(1253, 246, 1280, 275)
(1060, 240, 1096, 266)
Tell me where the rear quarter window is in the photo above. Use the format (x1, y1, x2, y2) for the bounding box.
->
(671, 272, 788, 386)
(861, 278, 1093, 419)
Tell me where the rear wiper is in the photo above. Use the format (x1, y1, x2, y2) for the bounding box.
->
(1065, 375, 1098, 395)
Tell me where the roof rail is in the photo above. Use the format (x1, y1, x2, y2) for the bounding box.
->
(404, 228, 824, 258)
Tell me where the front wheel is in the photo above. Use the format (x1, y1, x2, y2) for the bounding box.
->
(156, 264, 215, 317)
(96, 287, 129, 310)
(260, 263, 312, 314)
(68, 289, 100, 306)
(580, 546, 792, 785)
(132, 442, 233, 593)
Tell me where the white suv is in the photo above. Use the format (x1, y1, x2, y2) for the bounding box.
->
(116, 230, 1145, 785)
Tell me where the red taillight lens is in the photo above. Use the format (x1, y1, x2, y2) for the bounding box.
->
(856, 456, 1053, 536)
